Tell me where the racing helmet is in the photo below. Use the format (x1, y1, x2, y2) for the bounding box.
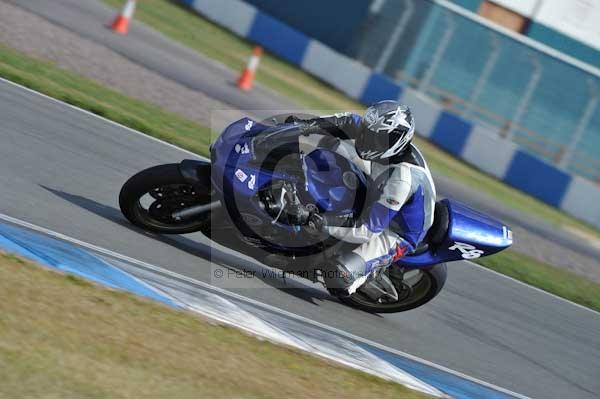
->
(356, 101, 415, 161)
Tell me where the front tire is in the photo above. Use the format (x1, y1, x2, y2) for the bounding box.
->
(119, 163, 213, 234)
(337, 263, 447, 313)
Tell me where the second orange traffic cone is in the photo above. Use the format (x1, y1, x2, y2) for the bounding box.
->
(237, 47, 263, 91)
(111, 0, 137, 35)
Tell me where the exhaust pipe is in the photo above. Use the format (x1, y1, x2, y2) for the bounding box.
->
(172, 200, 221, 221)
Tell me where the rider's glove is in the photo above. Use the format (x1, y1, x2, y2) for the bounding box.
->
(283, 115, 323, 136)
(284, 115, 302, 124)
(304, 213, 325, 236)
(299, 122, 322, 136)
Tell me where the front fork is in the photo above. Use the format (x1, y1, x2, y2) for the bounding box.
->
(174, 159, 220, 221)
(179, 159, 211, 189)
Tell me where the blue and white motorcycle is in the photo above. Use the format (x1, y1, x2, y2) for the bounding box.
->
(119, 117, 512, 313)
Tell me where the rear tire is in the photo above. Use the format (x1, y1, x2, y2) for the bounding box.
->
(337, 263, 447, 313)
(119, 163, 213, 234)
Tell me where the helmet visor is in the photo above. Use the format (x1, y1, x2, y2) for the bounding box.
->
(355, 130, 403, 160)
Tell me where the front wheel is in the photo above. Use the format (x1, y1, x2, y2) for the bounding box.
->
(337, 263, 447, 313)
(119, 163, 214, 234)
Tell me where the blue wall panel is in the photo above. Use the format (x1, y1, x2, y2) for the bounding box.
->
(245, 0, 369, 54)
(448, 0, 482, 12)
(359, 73, 403, 105)
(504, 151, 571, 207)
(526, 23, 600, 69)
(248, 11, 309, 65)
(430, 112, 473, 156)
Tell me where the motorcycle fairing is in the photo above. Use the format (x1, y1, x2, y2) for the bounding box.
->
(397, 199, 512, 268)
(302, 149, 368, 216)
(209, 118, 512, 269)
(212, 118, 369, 217)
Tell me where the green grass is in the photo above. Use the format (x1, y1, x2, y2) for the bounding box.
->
(103, 0, 360, 111)
(0, 43, 211, 156)
(0, 252, 432, 399)
(0, 41, 598, 311)
(101, 0, 600, 242)
(413, 137, 600, 241)
(475, 250, 600, 312)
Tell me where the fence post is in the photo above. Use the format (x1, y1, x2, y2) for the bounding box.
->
(505, 54, 542, 141)
(559, 79, 599, 169)
(418, 12, 456, 94)
(374, 0, 415, 73)
(353, 0, 387, 63)
(464, 33, 500, 118)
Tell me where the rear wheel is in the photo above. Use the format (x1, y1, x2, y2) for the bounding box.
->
(119, 163, 213, 234)
(336, 264, 447, 313)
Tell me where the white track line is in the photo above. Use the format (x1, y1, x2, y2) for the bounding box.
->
(0, 212, 529, 399)
(1, 76, 595, 315)
(465, 260, 600, 316)
(0, 77, 205, 160)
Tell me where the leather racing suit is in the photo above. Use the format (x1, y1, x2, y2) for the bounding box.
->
(253, 112, 436, 291)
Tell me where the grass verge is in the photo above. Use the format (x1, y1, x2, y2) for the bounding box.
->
(0, 252, 431, 398)
(103, 0, 360, 111)
(475, 250, 600, 312)
(102, 0, 600, 241)
(0, 42, 597, 311)
(0, 43, 211, 156)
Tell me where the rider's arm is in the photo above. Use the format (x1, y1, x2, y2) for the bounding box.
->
(253, 112, 363, 158)
(298, 113, 372, 174)
(251, 112, 360, 160)
(301, 112, 364, 141)
(325, 165, 413, 244)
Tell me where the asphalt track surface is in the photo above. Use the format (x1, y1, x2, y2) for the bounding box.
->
(4, 0, 600, 396)
(2, 80, 600, 398)
(11, 0, 600, 267)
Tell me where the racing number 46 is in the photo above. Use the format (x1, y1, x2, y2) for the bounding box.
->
(449, 242, 484, 259)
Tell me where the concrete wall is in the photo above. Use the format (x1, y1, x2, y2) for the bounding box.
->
(180, 0, 600, 229)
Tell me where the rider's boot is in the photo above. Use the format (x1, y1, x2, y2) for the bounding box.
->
(323, 253, 368, 296)
(324, 241, 411, 297)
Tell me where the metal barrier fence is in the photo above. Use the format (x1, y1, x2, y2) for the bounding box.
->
(350, 0, 600, 183)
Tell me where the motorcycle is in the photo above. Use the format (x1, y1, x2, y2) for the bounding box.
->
(119, 117, 512, 313)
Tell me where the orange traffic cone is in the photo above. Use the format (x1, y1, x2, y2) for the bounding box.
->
(237, 47, 263, 91)
(111, 0, 136, 35)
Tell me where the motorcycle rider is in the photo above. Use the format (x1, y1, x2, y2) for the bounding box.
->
(255, 101, 436, 295)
